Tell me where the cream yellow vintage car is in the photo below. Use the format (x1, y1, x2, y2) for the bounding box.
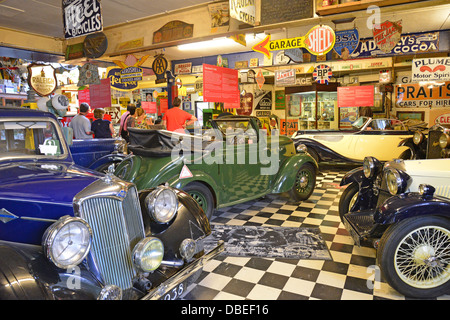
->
(292, 117, 413, 163)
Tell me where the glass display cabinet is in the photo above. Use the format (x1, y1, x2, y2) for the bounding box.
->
(285, 83, 339, 131)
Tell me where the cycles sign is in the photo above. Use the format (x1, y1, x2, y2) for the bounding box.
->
(252, 25, 335, 58)
(62, 0, 103, 39)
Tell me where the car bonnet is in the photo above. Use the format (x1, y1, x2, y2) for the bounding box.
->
(0, 162, 101, 210)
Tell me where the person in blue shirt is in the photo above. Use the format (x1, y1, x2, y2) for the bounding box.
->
(91, 108, 115, 138)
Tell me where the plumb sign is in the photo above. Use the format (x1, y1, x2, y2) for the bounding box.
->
(62, 0, 103, 39)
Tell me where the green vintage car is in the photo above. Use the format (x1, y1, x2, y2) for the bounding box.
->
(114, 116, 318, 219)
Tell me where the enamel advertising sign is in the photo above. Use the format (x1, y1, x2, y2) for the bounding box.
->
(373, 20, 402, 53)
(411, 58, 450, 82)
(229, 0, 256, 26)
(27, 63, 57, 97)
(252, 25, 335, 58)
(62, 0, 103, 39)
(333, 29, 359, 60)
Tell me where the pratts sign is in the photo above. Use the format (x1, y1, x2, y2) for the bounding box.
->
(252, 25, 335, 58)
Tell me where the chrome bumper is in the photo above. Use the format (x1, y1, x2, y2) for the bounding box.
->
(141, 240, 224, 300)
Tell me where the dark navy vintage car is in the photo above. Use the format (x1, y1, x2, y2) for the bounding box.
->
(339, 156, 450, 298)
(0, 107, 223, 300)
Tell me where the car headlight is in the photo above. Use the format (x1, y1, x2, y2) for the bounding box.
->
(419, 184, 435, 198)
(296, 144, 307, 153)
(413, 131, 423, 145)
(132, 237, 164, 273)
(363, 156, 381, 179)
(179, 238, 197, 261)
(42, 216, 92, 269)
(439, 133, 450, 149)
(385, 168, 403, 195)
(145, 186, 178, 223)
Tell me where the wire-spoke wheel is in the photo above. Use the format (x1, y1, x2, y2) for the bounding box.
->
(378, 216, 450, 298)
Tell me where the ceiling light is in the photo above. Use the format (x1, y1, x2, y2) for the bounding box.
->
(178, 37, 236, 51)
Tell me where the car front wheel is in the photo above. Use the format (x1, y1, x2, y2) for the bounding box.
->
(338, 182, 359, 222)
(377, 216, 450, 298)
(289, 163, 316, 202)
(183, 182, 215, 220)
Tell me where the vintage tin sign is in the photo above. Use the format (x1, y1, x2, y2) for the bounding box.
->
(411, 57, 450, 82)
(27, 63, 57, 97)
(351, 31, 439, 58)
(152, 55, 168, 84)
(252, 25, 335, 58)
(62, 0, 103, 39)
(230, 0, 256, 26)
(107, 66, 138, 91)
(313, 64, 332, 84)
(83, 32, 108, 58)
(373, 20, 402, 53)
(153, 21, 193, 44)
(333, 29, 359, 60)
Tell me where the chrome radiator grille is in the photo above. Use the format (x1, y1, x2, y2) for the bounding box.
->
(79, 186, 144, 289)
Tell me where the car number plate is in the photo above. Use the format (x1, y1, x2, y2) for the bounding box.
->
(161, 281, 187, 300)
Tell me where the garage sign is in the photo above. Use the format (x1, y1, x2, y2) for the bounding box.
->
(252, 25, 335, 58)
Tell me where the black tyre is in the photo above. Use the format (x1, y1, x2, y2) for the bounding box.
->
(289, 163, 316, 202)
(377, 216, 450, 298)
(338, 182, 359, 222)
(183, 182, 215, 220)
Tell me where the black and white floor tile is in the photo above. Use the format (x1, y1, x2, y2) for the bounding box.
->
(182, 164, 450, 300)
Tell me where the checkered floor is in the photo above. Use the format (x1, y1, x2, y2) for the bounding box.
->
(182, 164, 450, 300)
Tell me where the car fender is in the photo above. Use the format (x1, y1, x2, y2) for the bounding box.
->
(166, 170, 219, 203)
(340, 166, 371, 187)
(0, 241, 102, 300)
(138, 188, 212, 265)
(270, 153, 318, 194)
(374, 192, 450, 225)
(294, 138, 360, 163)
(88, 153, 128, 171)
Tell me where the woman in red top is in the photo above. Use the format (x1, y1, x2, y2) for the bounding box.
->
(162, 97, 197, 133)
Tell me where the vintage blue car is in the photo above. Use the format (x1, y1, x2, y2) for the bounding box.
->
(339, 156, 450, 298)
(69, 137, 128, 172)
(0, 107, 223, 300)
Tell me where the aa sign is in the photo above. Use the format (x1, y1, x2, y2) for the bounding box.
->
(252, 25, 335, 58)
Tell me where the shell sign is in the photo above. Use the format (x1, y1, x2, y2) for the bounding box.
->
(252, 25, 335, 58)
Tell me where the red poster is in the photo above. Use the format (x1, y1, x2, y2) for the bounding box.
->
(89, 78, 112, 109)
(141, 101, 157, 113)
(159, 98, 168, 115)
(203, 64, 239, 104)
(337, 86, 374, 108)
(78, 88, 90, 105)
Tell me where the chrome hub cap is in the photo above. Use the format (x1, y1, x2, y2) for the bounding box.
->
(394, 225, 450, 289)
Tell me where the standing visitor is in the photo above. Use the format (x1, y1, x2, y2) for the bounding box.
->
(162, 97, 197, 133)
(135, 107, 154, 129)
(69, 103, 93, 139)
(119, 104, 136, 141)
(91, 108, 115, 138)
